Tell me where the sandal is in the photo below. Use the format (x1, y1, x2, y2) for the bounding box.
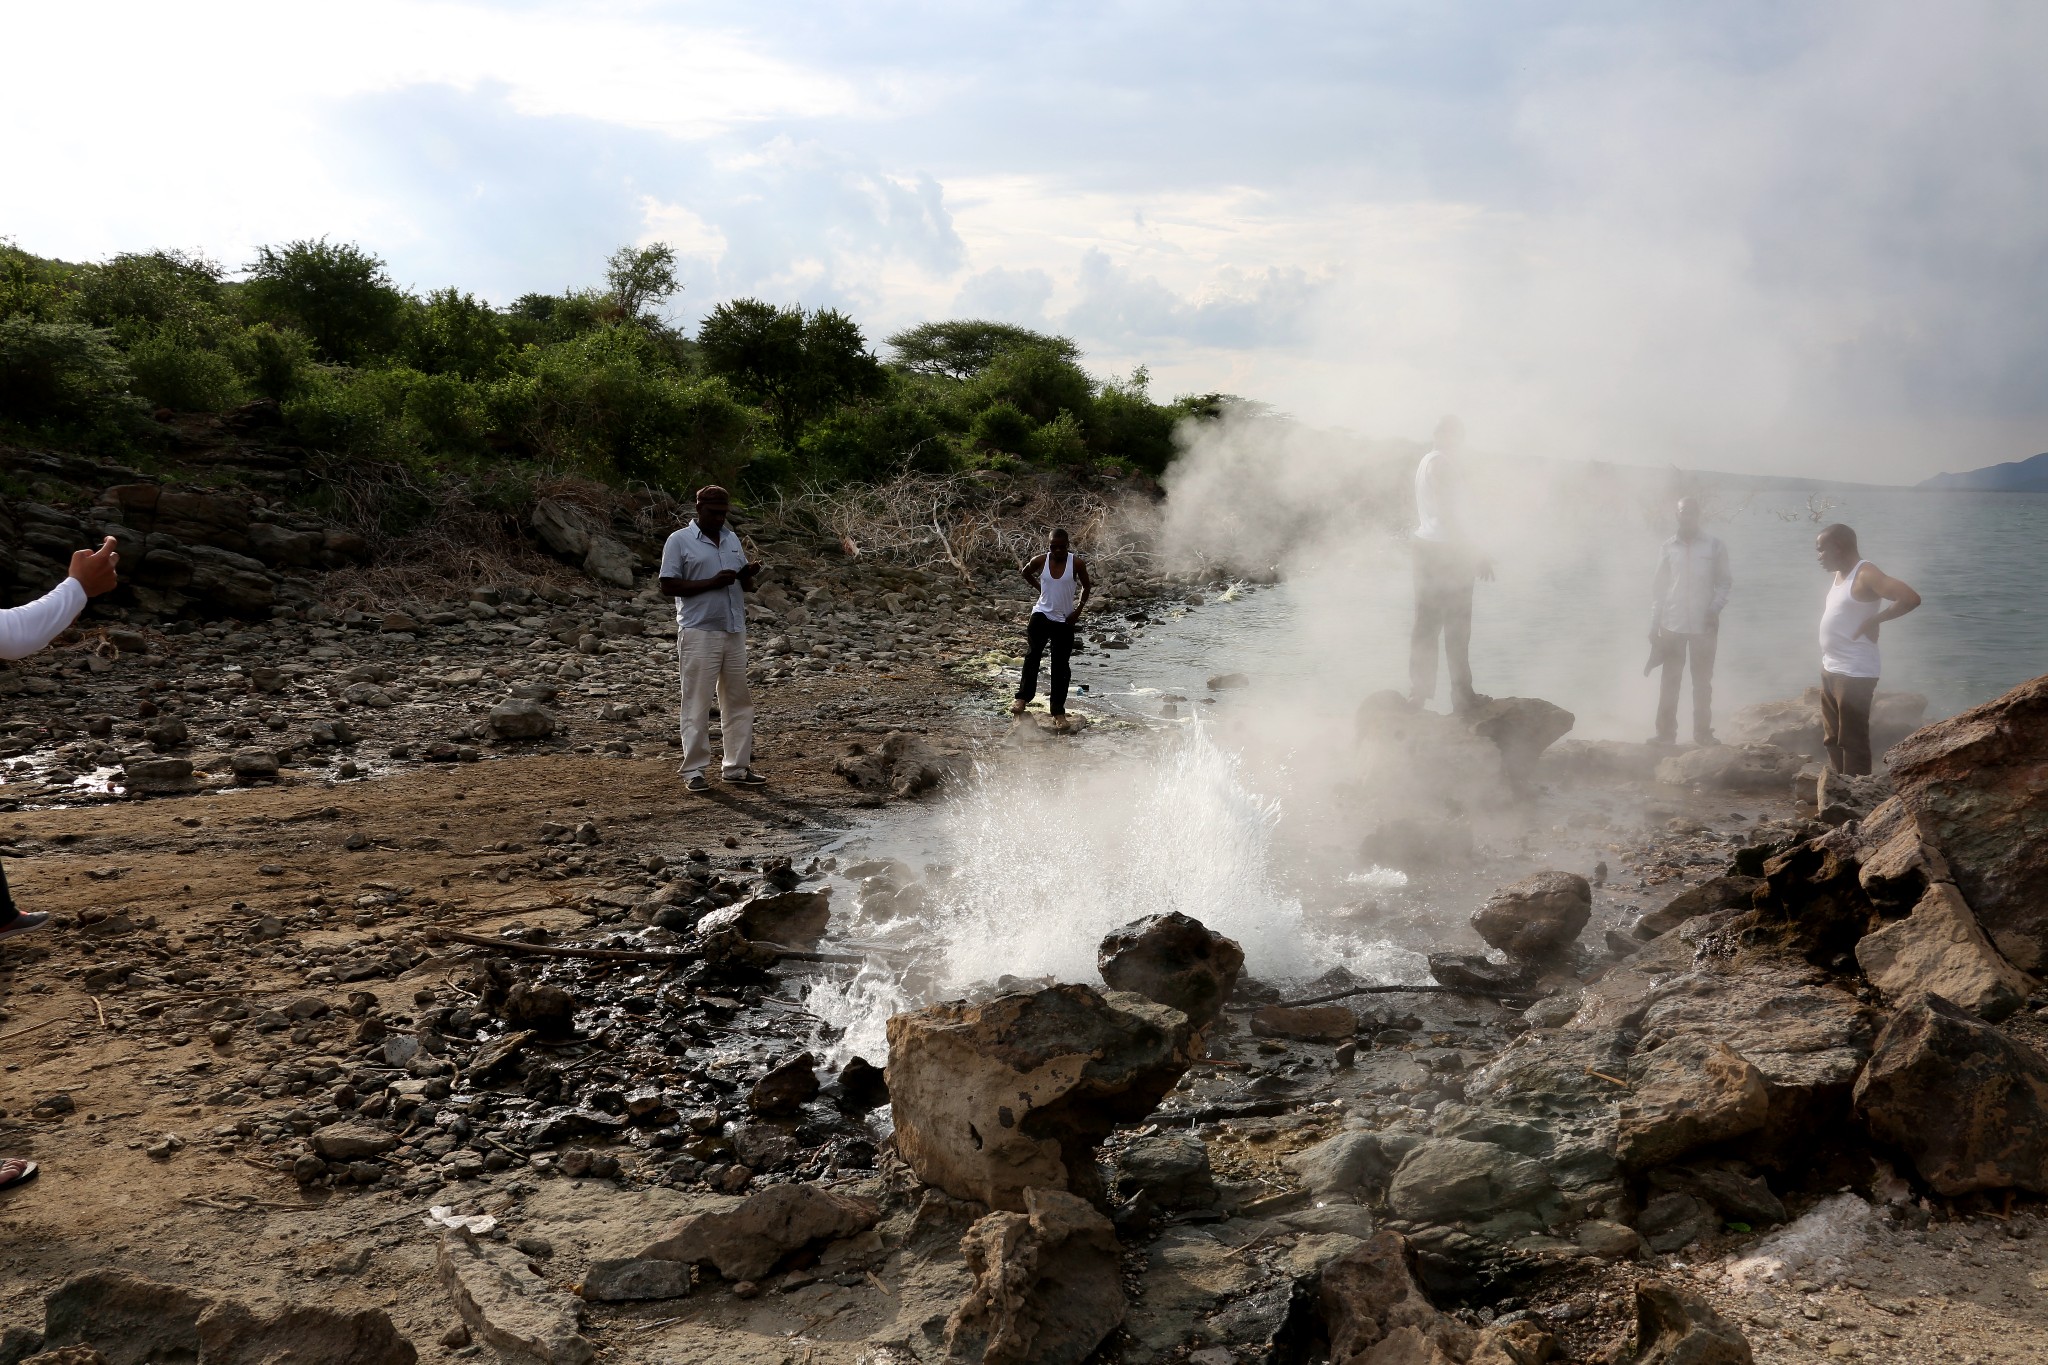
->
(0, 1158, 39, 1190)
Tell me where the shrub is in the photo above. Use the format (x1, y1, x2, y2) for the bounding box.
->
(70, 250, 228, 343)
(231, 324, 318, 400)
(887, 319, 1080, 379)
(699, 299, 884, 447)
(400, 288, 510, 380)
(282, 366, 414, 454)
(798, 396, 956, 481)
(970, 400, 1033, 455)
(0, 317, 146, 435)
(126, 326, 246, 411)
(1029, 408, 1089, 465)
(967, 342, 1094, 428)
(400, 371, 489, 454)
(242, 239, 404, 364)
(1091, 368, 1180, 474)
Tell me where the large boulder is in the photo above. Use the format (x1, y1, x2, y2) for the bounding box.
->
(1615, 1038, 1768, 1170)
(1385, 1138, 1554, 1224)
(628, 1183, 879, 1281)
(943, 1188, 1125, 1365)
(1096, 912, 1244, 1029)
(1655, 744, 1804, 792)
(1853, 992, 2048, 1196)
(1319, 1232, 1476, 1365)
(885, 984, 1195, 1210)
(1887, 672, 2048, 971)
(1854, 883, 2032, 1021)
(1472, 871, 1591, 960)
(694, 889, 832, 948)
(488, 700, 557, 741)
(1114, 1132, 1219, 1211)
(833, 730, 951, 798)
(1854, 796, 1953, 913)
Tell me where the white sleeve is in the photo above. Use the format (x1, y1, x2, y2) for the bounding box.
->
(0, 577, 87, 661)
(658, 532, 686, 580)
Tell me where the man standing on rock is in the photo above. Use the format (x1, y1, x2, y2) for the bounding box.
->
(660, 486, 767, 793)
(0, 534, 119, 1190)
(1815, 523, 1921, 776)
(1647, 497, 1732, 747)
(1408, 416, 1493, 714)
(1010, 527, 1091, 730)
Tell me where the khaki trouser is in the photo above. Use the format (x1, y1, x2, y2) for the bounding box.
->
(677, 628, 753, 778)
(1820, 671, 1878, 776)
(1653, 628, 1718, 743)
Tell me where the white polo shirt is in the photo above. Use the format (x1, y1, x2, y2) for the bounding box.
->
(659, 520, 748, 633)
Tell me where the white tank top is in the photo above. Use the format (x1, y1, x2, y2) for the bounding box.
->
(1819, 560, 1882, 678)
(1033, 553, 1079, 623)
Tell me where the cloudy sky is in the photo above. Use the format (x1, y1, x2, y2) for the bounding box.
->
(6, 1, 2044, 481)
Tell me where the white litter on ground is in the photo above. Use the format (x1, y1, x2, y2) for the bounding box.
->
(427, 1206, 498, 1234)
(1723, 1193, 1875, 1291)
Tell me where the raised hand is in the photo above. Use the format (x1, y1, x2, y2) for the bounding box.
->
(68, 536, 119, 597)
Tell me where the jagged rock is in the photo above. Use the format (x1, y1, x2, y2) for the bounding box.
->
(1250, 1004, 1357, 1041)
(1654, 744, 1804, 792)
(1815, 768, 1889, 825)
(1385, 1139, 1554, 1224)
(119, 757, 196, 795)
(1096, 912, 1244, 1029)
(633, 1183, 880, 1281)
(21, 1346, 100, 1365)
(833, 730, 950, 798)
(1116, 1225, 1306, 1365)
(1634, 1191, 1714, 1254)
(1616, 1039, 1768, 1170)
(576, 1258, 692, 1304)
(1855, 797, 1952, 913)
(1282, 1130, 1411, 1198)
(503, 983, 577, 1040)
(1853, 992, 2048, 1196)
(194, 1301, 418, 1365)
(1114, 1133, 1219, 1211)
(582, 536, 635, 588)
(1473, 1316, 1562, 1363)
(885, 984, 1195, 1210)
(1647, 1164, 1786, 1227)
(437, 1235, 592, 1365)
(944, 1187, 1125, 1365)
(41, 1269, 416, 1365)
(1319, 1232, 1476, 1365)
(746, 1052, 819, 1116)
(1748, 831, 1877, 966)
(1473, 872, 1591, 959)
(530, 499, 594, 558)
(1630, 876, 1761, 941)
(1854, 882, 2031, 1021)
(1887, 672, 2048, 971)
(833, 1055, 889, 1113)
(1726, 689, 1925, 758)
(1463, 696, 1575, 781)
(695, 890, 832, 948)
(488, 700, 556, 741)
(1606, 1279, 1753, 1364)
(143, 717, 188, 750)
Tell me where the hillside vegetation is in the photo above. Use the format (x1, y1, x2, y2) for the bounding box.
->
(0, 238, 1223, 506)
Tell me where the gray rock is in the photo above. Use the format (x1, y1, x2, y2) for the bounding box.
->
(437, 1234, 592, 1365)
(637, 1183, 880, 1282)
(1473, 870, 1591, 959)
(229, 747, 280, 780)
(1115, 1133, 1218, 1210)
(1635, 1192, 1715, 1253)
(530, 499, 594, 558)
(1281, 1130, 1407, 1198)
(1097, 912, 1244, 1029)
(1616, 1038, 1768, 1170)
(488, 700, 557, 741)
(120, 758, 196, 795)
(1386, 1138, 1554, 1223)
(311, 1123, 398, 1162)
(1854, 882, 2031, 1022)
(1621, 1278, 1755, 1363)
(1655, 743, 1804, 792)
(578, 1258, 692, 1303)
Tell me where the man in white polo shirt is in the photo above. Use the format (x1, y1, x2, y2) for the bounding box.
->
(1408, 415, 1493, 714)
(659, 486, 766, 793)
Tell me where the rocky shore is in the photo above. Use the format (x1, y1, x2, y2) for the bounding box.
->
(1, 448, 2045, 1364)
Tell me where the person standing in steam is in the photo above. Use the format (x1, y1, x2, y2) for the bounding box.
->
(659, 485, 769, 793)
(1647, 497, 1732, 747)
(1408, 416, 1493, 714)
(1010, 527, 1091, 730)
(1815, 523, 1921, 776)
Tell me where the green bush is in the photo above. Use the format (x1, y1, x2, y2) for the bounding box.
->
(970, 400, 1033, 454)
(401, 288, 510, 380)
(231, 323, 318, 400)
(1091, 368, 1181, 473)
(699, 299, 884, 447)
(967, 342, 1094, 428)
(0, 317, 146, 435)
(798, 395, 956, 480)
(400, 371, 489, 454)
(70, 251, 229, 344)
(1029, 408, 1089, 465)
(126, 326, 246, 411)
(243, 239, 404, 364)
(282, 366, 411, 454)
(0, 245, 76, 323)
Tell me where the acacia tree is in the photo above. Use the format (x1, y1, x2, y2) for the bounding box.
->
(697, 299, 883, 447)
(885, 319, 1079, 379)
(242, 239, 404, 365)
(605, 243, 681, 325)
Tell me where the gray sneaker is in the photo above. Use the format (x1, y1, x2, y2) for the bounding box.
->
(0, 911, 50, 941)
(683, 773, 711, 793)
(722, 768, 768, 786)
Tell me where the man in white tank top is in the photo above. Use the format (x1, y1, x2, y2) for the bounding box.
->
(1814, 523, 1921, 775)
(1009, 527, 1091, 728)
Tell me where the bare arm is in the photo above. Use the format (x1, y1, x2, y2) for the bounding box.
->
(1020, 554, 1046, 595)
(660, 572, 739, 598)
(1072, 557, 1092, 619)
(1851, 563, 1921, 640)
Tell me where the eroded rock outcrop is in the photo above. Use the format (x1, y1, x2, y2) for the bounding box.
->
(943, 1187, 1125, 1365)
(1887, 672, 2048, 971)
(42, 1268, 417, 1365)
(1854, 883, 2032, 1021)
(1616, 1038, 1768, 1170)
(1608, 1279, 1753, 1364)
(885, 984, 1195, 1209)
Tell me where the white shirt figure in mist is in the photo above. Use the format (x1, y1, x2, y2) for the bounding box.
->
(1647, 497, 1732, 747)
(1408, 415, 1494, 714)
(658, 485, 768, 794)
(1814, 523, 1920, 777)
(0, 533, 120, 1194)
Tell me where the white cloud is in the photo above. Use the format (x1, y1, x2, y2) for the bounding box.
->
(638, 197, 728, 262)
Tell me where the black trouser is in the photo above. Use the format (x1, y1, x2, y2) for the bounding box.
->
(1409, 541, 1476, 709)
(1821, 671, 1879, 775)
(0, 859, 17, 928)
(1018, 611, 1076, 715)
(1653, 628, 1718, 743)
